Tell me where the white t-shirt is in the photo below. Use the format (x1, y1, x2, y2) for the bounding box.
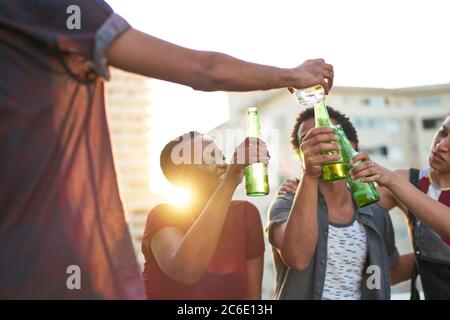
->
(321, 219, 368, 300)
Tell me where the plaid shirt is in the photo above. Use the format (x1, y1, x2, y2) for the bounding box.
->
(0, 0, 144, 299)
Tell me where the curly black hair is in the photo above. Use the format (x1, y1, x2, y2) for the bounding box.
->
(290, 105, 359, 152)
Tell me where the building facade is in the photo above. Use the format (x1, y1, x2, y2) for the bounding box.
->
(107, 68, 154, 266)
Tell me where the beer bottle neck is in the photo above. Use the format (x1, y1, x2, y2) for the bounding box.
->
(314, 100, 334, 128)
(247, 111, 261, 138)
(336, 126, 358, 161)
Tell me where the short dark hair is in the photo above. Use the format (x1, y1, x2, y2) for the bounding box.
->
(290, 105, 359, 152)
(160, 131, 202, 184)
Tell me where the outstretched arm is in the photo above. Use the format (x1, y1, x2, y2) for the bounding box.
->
(107, 28, 334, 92)
(351, 153, 450, 239)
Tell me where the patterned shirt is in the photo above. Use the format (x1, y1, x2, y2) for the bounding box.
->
(321, 220, 368, 300)
(267, 191, 399, 300)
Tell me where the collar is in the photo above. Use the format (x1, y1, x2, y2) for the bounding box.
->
(317, 188, 374, 217)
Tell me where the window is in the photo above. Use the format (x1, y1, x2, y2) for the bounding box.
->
(413, 97, 442, 107)
(364, 145, 389, 159)
(422, 117, 444, 130)
(389, 147, 404, 161)
(352, 117, 364, 129)
(362, 98, 370, 106)
(361, 96, 389, 107)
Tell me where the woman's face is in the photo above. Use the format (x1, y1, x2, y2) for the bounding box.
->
(429, 117, 450, 174)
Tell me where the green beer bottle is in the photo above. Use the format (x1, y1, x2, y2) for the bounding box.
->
(244, 107, 269, 196)
(335, 125, 380, 207)
(296, 85, 346, 182)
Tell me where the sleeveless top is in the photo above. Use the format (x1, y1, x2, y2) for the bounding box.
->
(408, 168, 450, 300)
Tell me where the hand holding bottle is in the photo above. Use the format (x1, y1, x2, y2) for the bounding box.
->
(350, 152, 395, 187)
(225, 137, 270, 187)
(288, 59, 334, 94)
(299, 127, 341, 179)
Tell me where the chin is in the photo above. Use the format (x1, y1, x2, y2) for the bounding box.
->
(430, 159, 450, 174)
(209, 179, 221, 189)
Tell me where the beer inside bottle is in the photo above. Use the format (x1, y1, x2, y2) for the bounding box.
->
(297, 85, 346, 182)
(335, 125, 380, 207)
(244, 107, 269, 196)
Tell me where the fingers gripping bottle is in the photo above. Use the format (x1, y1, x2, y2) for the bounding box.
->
(335, 124, 380, 207)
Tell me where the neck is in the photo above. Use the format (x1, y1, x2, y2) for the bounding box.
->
(189, 186, 216, 216)
(319, 180, 353, 211)
(430, 169, 450, 189)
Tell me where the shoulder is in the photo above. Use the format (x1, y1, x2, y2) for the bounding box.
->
(394, 167, 429, 181)
(230, 200, 261, 221)
(144, 203, 189, 233)
(394, 168, 410, 180)
(231, 200, 258, 212)
(146, 203, 176, 223)
(268, 192, 295, 213)
(361, 204, 393, 233)
(142, 203, 182, 258)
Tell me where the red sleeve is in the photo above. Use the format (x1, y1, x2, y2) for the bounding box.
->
(141, 204, 188, 260)
(243, 202, 265, 260)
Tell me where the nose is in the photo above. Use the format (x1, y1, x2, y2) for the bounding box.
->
(217, 163, 227, 169)
(436, 137, 450, 152)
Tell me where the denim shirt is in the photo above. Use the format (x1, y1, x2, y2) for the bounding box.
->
(266, 191, 399, 300)
(408, 168, 450, 299)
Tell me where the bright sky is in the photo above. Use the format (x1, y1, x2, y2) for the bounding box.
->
(107, 0, 450, 88)
(105, 0, 450, 198)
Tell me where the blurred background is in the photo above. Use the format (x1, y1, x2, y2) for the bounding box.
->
(104, 0, 450, 299)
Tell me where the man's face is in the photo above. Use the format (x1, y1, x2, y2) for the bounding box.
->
(429, 117, 450, 174)
(179, 136, 228, 192)
(297, 117, 341, 142)
(297, 117, 357, 172)
(298, 117, 357, 152)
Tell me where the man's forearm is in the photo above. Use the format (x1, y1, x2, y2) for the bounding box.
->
(391, 253, 415, 285)
(200, 52, 295, 92)
(281, 174, 319, 270)
(108, 28, 295, 92)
